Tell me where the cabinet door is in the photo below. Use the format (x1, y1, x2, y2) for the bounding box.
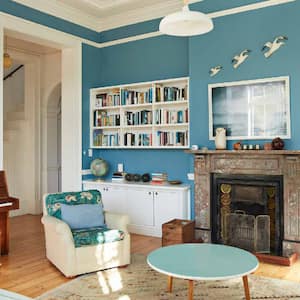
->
(83, 182, 126, 214)
(100, 186, 126, 214)
(154, 190, 182, 227)
(126, 189, 154, 226)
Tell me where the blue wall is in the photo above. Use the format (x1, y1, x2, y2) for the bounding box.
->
(82, 44, 102, 160)
(189, 1, 300, 150)
(85, 1, 300, 219)
(83, 35, 193, 186)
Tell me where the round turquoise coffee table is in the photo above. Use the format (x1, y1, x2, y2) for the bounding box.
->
(147, 243, 259, 300)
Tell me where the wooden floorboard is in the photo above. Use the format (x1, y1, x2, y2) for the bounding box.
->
(0, 214, 299, 298)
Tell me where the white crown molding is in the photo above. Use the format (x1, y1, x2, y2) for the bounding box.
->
(97, 0, 201, 32)
(11, 0, 295, 34)
(4, 0, 296, 49)
(11, 0, 100, 32)
(209, 0, 296, 18)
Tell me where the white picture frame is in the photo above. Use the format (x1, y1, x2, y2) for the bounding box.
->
(208, 76, 291, 140)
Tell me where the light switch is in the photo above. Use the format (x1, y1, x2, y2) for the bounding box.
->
(187, 173, 194, 180)
(88, 149, 93, 157)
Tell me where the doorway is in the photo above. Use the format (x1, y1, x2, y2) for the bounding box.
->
(1, 15, 82, 214)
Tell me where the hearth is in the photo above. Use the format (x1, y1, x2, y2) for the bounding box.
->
(211, 174, 283, 255)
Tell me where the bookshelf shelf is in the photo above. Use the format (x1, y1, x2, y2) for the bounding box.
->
(90, 77, 189, 149)
(154, 123, 189, 128)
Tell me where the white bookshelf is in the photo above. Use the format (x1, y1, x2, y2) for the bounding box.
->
(90, 77, 190, 149)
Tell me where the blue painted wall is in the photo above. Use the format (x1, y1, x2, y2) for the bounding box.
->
(83, 35, 193, 187)
(86, 1, 300, 219)
(189, 1, 300, 150)
(82, 44, 102, 163)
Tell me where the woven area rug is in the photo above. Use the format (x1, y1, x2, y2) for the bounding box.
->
(36, 254, 300, 300)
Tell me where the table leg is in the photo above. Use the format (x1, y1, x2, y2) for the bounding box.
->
(168, 276, 173, 292)
(242, 275, 250, 300)
(188, 280, 194, 300)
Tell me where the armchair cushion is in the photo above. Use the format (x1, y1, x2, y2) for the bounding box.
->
(45, 190, 102, 219)
(71, 227, 125, 248)
(60, 203, 105, 229)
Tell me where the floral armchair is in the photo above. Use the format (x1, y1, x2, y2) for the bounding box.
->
(41, 190, 130, 277)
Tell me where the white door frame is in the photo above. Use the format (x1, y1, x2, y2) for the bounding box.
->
(0, 13, 82, 213)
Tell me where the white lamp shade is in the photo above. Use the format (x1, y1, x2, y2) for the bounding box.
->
(159, 5, 213, 37)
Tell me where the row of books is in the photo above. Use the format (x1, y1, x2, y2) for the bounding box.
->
(93, 130, 119, 146)
(151, 172, 168, 184)
(95, 93, 120, 107)
(121, 89, 153, 105)
(112, 172, 125, 182)
(94, 110, 120, 127)
(124, 133, 152, 146)
(155, 86, 187, 102)
(125, 110, 152, 126)
(155, 108, 188, 124)
(156, 130, 188, 146)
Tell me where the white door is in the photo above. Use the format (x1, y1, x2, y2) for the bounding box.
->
(127, 189, 154, 226)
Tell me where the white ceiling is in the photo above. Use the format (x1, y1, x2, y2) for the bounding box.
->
(12, 0, 202, 32)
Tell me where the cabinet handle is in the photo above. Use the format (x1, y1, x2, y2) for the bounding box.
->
(148, 192, 152, 195)
(155, 192, 158, 196)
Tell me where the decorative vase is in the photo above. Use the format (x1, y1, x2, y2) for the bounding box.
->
(215, 128, 227, 150)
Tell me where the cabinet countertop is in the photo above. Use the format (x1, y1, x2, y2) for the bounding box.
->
(82, 179, 190, 191)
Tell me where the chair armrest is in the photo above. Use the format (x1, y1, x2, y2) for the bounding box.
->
(105, 211, 130, 233)
(41, 215, 73, 239)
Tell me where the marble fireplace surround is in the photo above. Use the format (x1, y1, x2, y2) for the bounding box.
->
(188, 150, 300, 256)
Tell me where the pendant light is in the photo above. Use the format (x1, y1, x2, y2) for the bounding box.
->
(159, 0, 213, 37)
(3, 36, 12, 69)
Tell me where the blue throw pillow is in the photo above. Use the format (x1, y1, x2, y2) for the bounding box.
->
(60, 203, 105, 230)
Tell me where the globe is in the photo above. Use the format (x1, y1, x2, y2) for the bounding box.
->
(90, 158, 109, 180)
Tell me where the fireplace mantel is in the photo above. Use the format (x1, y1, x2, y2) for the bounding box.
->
(189, 149, 300, 256)
(186, 149, 300, 155)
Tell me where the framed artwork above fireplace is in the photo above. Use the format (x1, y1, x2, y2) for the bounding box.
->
(208, 76, 291, 140)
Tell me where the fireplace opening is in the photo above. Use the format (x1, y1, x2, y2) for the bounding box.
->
(211, 174, 283, 256)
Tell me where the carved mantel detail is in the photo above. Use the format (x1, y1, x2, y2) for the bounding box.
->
(189, 150, 300, 255)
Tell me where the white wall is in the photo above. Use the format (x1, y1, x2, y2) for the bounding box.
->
(3, 66, 24, 121)
(4, 49, 62, 216)
(41, 52, 61, 197)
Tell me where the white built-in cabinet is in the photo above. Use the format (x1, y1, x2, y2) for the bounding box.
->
(90, 77, 190, 149)
(82, 180, 190, 237)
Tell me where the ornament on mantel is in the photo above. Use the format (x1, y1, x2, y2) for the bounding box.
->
(209, 65, 223, 77)
(215, 127, 227, 150)
(232, 49, 251, 69)
(262, 36, 288, 58)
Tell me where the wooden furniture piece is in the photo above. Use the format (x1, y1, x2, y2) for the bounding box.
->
(82, 180, 190, 237)
(90, 77, 189, 149)
(0, 171, 19, 255)
(147, 243, 259, 300)
(162, 219, 195, 246)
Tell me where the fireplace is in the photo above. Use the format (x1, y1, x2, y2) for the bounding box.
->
(211, 174, 283, 255)
(190, 150, 300, 257)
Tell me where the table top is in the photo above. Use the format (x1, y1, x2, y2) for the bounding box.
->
(147, 243, 259, 281)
